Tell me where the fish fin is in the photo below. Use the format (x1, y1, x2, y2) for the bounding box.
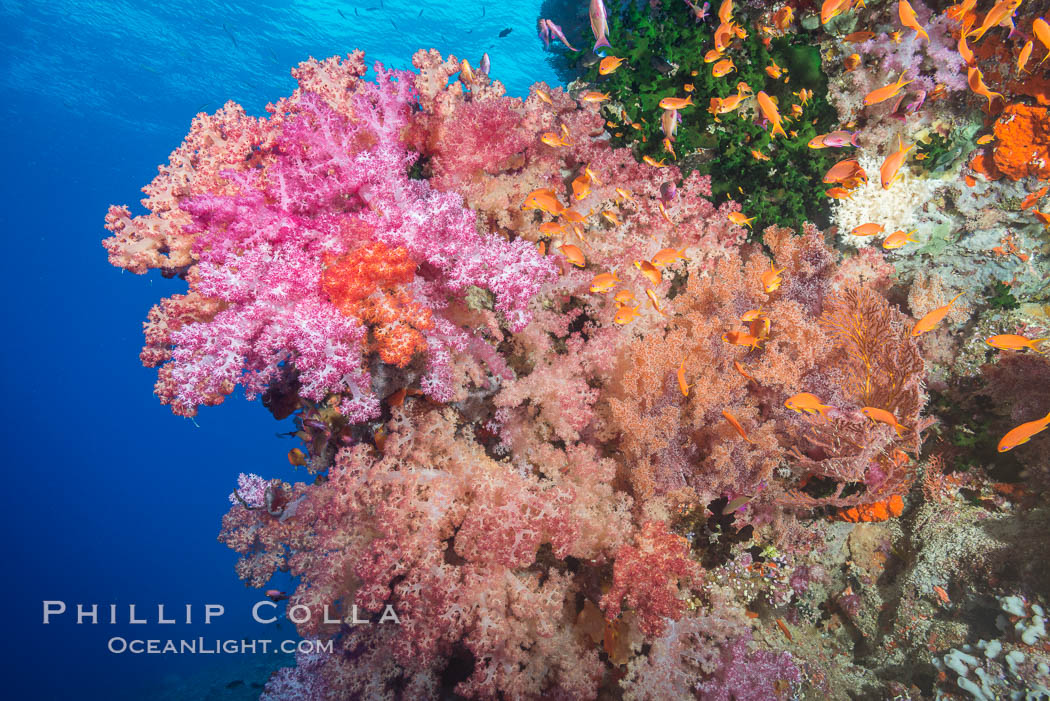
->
(593, 37, 612, 51)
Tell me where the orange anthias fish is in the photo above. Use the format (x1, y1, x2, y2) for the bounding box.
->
(728, 211, 756, 228)
(1035, 18, 1050, 64)
(713, 58, 736, 77)
(822, 0, 852, 25)
(1022, 185, 1049, 209)
(881, 134, 914, 189)
(898, 0, 930, 41)
(559, 244, 587, 268)
(599, 56, 625, 75)
(968, 0, 1023, 42)
(523, 188, 565, 215)
(590, 271, 620, 293)
(852, 222, 885, 236)
(861, 406, 909, 436)
(761, 262, 784, 293)
(766, 60, 786, 80)
(883, 229, 919, 249)
(541, 132, 570, 148)
(635, 259, 663, 286)
(615, 187, 634, 203)
(911, 292, 963, 336)
(722, 409, 756, 443)
(585, 166, 603, 185)
(705, 48, 725, 63)
(580, 91, 611, 103)
(723, 330, 763, 349)
(659, 96, 694, 110)
(714, 22, 734, 52)
(864, 72, 913, 106)
(1018, 40, 1034, 75)
(785, 392, 833, 418)
(663, 137, 678, 160)
(751, 149, 771, 161)
(651, 247, 689, 266)
(773, 6, 794, 30)
(561, 208, 587, 223)
(677, 359, 692, 396)
(734, 360, 757, 383)
(534, 88, 554, 105)
(998, 411, 1050, 452)
(824, 158, 863, 183)
(986, 334, 1047, 352)
(602, 210, 623, 226)
(643, 155, 669, 167)
(539, 221, 565, 236)
(756, 91, 787, 138)
(968, 66, 1004, 108)
(613, 304, 642, 325)
(718, 0, 733, 23)
(614, 288, 635, 305)
(843, 31, 876, 42)
(826, 187, 853, 199)
(572, 172, 592, 200)
(844, 53, 861, 71)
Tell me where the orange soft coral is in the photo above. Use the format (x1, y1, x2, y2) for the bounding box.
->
(992, 103, 1050, 180)
(322, 241, 434, 367)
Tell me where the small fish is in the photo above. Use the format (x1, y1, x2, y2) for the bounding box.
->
(684, 83, 695, 92)
(843, 53, 861, 71)
(733, 360, 756, 383)
(678, 359, 692, 396)
(590, 0, 612, 50)
(572, 172, 592, 200)
(822, 130, 861, 148)
(821, 0, 851, 24)
(728, 211, 755, 228)
(540, 132, 568, 148)
(998, 411, 1050, 452)
(773, 5, 794, 30)
(580, 91, 611, 103)
(861, 406, 908, 436)
(751, 149, 771, 161)
(1035, 18, 1050, 64)
(544, 19, 579, 51)
(823, 158, 863, 183)
(539, 222, 565, 236)
(1018, 40, 1034, 75)
(591, 271, 620, 293)
(615, 187, 634, 203)
(559, 244, 587, 268)
(968, 0, 1023, 42)
(614, 288, 635, 305)
(1021, 186, 1049, 209)
(265, 589, 289, 602)
(967, 65, 1004, 108)
(865, 72, 913, 106)
(646, 288, 668, 316)
(601, 210, 623, 226)
(663, 138, 677, 159)
(843, 31, 876, 42)
(480, 53, 491, 75)
(851, 222, 884, 237)
(723, 330, 762, 349)
(776, 618, 793, 642)
(785, 392, 832, 418)
(712, 58, 736, 77)
(643, 155, 669, 167)
(599, 56, 625, 75)
(985, 334, 1047, 352)
(761, 262, 784, 293)
(722, 409, 755, 443)
(883, 229, 919, 249)
(561, 208, 587, 223)
(460, 59, 476, 84)
(659, 96, 694, 110)
(911, 292, 963, 336)
(658, 202, 674, 224)
(756, 91, 787, 138)
(661, 109, 681, 140)
(976, 134, 995, 145)
(660, 181, 677, 203)
(713, 22, 734, 52)
(534, 88, 554, 105)
(523, 188, 565, 214)
(613, 304, 641, 325)
(635, 259, 663, 286)
(288, 448, 307, 466)
(651, 247, 689, 266)
(826, 187, 853, 199)
(705, 48, 725, 63)
(765, 60, 785, 79)
(898, 0, 929, 41)
(881, 134, 914, 189)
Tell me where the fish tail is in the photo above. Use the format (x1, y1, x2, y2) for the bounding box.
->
(593, 36, 612, 50)
(918, 28, 930, 41)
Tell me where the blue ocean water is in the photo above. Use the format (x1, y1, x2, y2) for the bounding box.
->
(0, 1, 565, 698)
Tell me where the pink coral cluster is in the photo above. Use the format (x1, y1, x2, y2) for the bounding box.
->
(111, 44, 935, 700)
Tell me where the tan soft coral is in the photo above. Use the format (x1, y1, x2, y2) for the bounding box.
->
(992, 104, 1050, 180)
